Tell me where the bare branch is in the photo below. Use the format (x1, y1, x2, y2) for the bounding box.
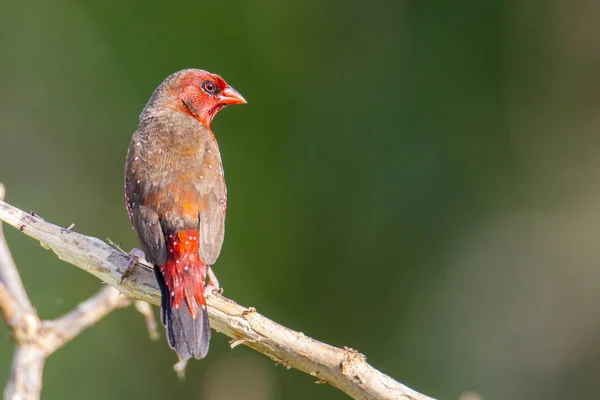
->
(0, 283, 18, 326)
(5, 346, 45, 400)
(40, 286, 131, 354)
(0, 280, 46, 400)
(0, 185, 149, 400)
(0, 184, 34, 314)
(0, 197, 435, 400)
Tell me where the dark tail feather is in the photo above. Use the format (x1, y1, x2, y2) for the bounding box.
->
(154, 266, 210, 360)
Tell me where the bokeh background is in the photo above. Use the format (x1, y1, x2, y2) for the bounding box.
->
(2, 1, 600, 399)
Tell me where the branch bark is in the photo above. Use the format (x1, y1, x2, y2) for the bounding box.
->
(0, 190, 435, 400)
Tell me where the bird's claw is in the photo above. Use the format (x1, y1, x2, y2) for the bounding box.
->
(205, 266, 222, 295)
(121, 248, 146, 283)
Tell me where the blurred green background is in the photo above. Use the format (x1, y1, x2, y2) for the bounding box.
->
(2, 1, 600, 399)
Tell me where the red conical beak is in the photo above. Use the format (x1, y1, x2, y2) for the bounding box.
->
(219, 86, 247, 105)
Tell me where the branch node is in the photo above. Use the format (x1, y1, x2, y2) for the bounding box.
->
(242, 306, 256, 317)
(13, 312, 41, 343)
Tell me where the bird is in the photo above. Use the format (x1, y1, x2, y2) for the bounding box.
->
(124, 69, 246, 362)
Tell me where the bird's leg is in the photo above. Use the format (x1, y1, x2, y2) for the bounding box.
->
(205, 266, 222, 294)
(121, 248, 146, 283)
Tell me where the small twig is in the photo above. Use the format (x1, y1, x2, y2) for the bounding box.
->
(134, 300, 159, 340)
(106, 237, 128, 256)
(229, 338, 251, 349)
(0, 193, 435, 400)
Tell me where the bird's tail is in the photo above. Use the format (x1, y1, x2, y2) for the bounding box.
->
(154, 230, 210, 361)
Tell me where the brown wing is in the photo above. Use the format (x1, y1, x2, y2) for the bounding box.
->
(125, 152, 167, 266)
(197, 164, 226, 266)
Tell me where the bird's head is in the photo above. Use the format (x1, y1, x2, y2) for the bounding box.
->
(143, 69, 246, 128)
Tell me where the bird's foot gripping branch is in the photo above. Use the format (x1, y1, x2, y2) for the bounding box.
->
(0, 185, 435, 400)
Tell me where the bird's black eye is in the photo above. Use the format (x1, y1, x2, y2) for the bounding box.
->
(202, 80, 217, 94)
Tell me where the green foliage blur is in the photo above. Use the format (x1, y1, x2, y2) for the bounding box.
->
(2, 1, 600, 399)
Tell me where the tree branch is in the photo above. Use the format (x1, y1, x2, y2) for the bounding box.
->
(0, 185, 158, 400)
(0, 191, 435, 400)
(40, 286, 131, 354)
(0, 185, 34, 314)
(0, 184, 44, 400)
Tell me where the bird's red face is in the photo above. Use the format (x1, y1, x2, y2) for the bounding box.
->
(174, 70, 246, 128)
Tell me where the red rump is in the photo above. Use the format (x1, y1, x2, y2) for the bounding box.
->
(159, 230, 207, 318)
